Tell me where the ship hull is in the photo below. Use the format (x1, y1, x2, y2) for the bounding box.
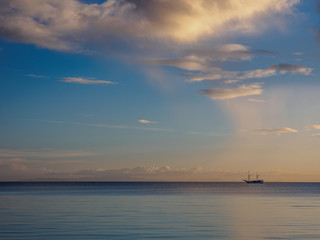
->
(244, 180, 264, 184)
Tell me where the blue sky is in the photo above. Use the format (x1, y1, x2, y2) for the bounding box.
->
(1, 0, 320, 181)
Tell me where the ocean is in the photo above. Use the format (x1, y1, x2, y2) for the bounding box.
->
(1, 182, 320, 239)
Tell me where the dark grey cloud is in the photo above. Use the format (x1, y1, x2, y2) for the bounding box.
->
(268, 64, 312, 74)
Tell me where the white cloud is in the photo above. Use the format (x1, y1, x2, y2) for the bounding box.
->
(254, 127, 298, 133)
(0, 0, 299, 51)
(199, 83, 263, 100)
(61, 77, 117, 84)
(138, 119, 157, 124)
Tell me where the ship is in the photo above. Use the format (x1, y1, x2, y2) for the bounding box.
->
(243, 172, 264, 184)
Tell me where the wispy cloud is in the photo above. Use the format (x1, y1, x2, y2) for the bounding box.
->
(254, 127, 298, 133)
(27, 74, 48, 78)
(184, 64, 312, 82)
(138, 119, 157, 124)
(0, 0, 299, 51)
(199, 83, 263, 100)
(48, 120, 172, 133)
(268, 64, 312, 75)
(184, 44, 253, 61)
(248, 98, 265, 103)
(61, 77, 117, 85)
(187, 131, 228, 137)
(305, 125, 320, 130)
(29, 167, 315, 182)
(146, 44, 277, 72)
(2, 164, 319, 181)
(33, 165, 236, 181)
(0, 149, 93, 180)
(146, 56, 209, 71)
(224, 80, 240, 84)
(0, 149, 95, 159)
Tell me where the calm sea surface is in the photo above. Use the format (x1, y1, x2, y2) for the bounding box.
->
(1, 182, 320, 239)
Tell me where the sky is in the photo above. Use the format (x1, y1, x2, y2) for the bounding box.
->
(1, 0, 320, 181)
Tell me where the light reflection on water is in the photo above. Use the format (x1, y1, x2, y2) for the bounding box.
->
(1, 182, 320, 239)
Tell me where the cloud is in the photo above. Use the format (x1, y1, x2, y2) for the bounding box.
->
(248, 98, 265, 103)
(37, 165, 223, 181)
(27, 74, 48, 78)
(317, 30, 320, 42)
(61, 77, 117, 84)
(28, 167, 305, 182)
(312, 133, 320, 137)
(184, 70, 228, 82)
(254, 127, 298, 133)
(199, 83, 263, 100)
(48, 120, 172, 132)
(185, 64, 312, 82)
(146, 55, 209, 71)
(184, 44, 253, 61)
(0, 149, 92, 181)
(0, 158, 28, 173)
(146, 44, 277, 72)
(224, 80, 240, 84)
(0, 149, 95, 159)
(0, 0, 299, 51)
(4, 165, 203, 181)
(69, 165, 206, 181)
(268, 64, 313, 75)
(2, 163, 318, 181)
(187, 131, 227, 137)
(138, 119, 157, 124)
(305, 125, 320, 130)
(239, 68, 276, 79)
